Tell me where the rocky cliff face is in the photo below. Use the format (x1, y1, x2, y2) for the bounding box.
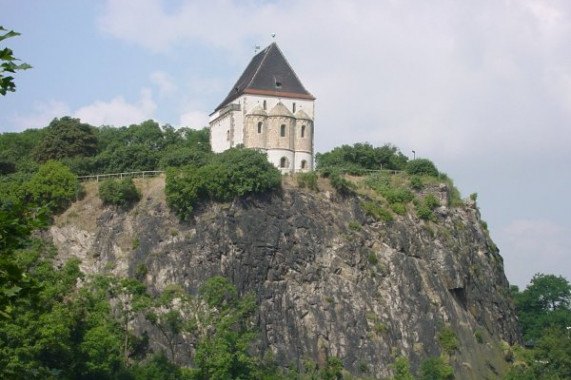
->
(50, 177, 520, 379)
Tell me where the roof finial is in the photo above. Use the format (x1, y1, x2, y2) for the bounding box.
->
(254, 45, 260, 54)
(271, 32, 276, 40)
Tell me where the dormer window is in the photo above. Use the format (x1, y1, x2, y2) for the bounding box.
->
(274, 76, 282, 89)
(280, 124, 286, 137)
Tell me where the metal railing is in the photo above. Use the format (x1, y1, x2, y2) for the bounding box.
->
(78, 170, 164, 182)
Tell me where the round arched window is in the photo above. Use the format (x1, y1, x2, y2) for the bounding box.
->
(280, 157, 288, 168)
(280, 124, 286, 137)
(257, 122, 263, 134)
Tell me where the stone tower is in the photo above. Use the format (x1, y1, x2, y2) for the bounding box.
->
(209, 43, 315, 173)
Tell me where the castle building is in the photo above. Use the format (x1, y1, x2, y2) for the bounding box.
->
(209, 43, 315, 173)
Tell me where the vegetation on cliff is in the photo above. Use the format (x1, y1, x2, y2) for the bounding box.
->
(166, 148, 281, 219)
(1, 119, 569, 379)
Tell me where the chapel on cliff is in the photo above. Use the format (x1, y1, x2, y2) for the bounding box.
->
(209, 43, 315, 173)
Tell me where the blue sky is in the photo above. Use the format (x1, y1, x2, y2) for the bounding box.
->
(2, 0, 571, 288)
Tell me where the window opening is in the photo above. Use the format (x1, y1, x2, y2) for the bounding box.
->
(263, 100, 267, 110)
(280, 124, 286, 137)
(301, 160, 307, 169)
(257, 122, 262, 134)
(280, 157, 287, 168)
(301, 125, 306, 138)
(293, 102, 296, 113)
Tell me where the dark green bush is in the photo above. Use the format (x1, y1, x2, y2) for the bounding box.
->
(316, 142, 408, 173)
(405, 158, 439, 177)
(26, 160, 79, 214)
(416, 194, 440, 221)
(99, 177, 140, 207)
(361, 200, 393, 222)
(166, 148, 281, 219)
(438, 325, 459, 354)
(410, 175, 423, 190)
(424, 194, 440, 209)
(390, 203, 407, 215)
(329, 171, 356, 195)
(296, 172, 319, 191)
(419, 356, 454, 380)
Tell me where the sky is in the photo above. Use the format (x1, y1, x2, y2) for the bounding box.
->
(2, 0, 570, 288)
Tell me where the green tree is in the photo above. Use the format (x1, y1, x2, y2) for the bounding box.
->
(513, 273, 571, 342)
(320, 357, 344, 380)
(391, 356, 415, 380)
(316, 142, 408, 174)
(0, 129, 43, 173)
(405, 159, 439, 177)
(166, 148, 281, 219)
(0, 26, 31, 96)
(193, 277, 258, 380)
(146, 285, 193, 365)
(99, 177, 141, 208)
(419, 357, 453, 380)
(26, 160, 79, 214)
(32, 117, 97, 162)
(0, 202, 46, 318)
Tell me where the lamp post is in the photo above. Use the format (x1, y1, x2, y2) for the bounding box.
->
(412, 150, 416, 160)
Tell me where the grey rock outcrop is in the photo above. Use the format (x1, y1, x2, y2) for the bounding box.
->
(50, 178, 520, 379)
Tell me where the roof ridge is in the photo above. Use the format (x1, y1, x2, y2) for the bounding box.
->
(213, 42, 314, 112)
(271, 43, 309, 94)
(245, 43, 273, 89)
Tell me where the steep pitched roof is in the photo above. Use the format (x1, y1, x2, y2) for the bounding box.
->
(215, 43, 315, 112)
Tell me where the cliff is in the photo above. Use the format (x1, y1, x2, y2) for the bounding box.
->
(49, 176, 520, 379)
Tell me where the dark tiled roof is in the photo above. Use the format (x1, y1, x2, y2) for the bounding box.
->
(214, 43, 314, 112)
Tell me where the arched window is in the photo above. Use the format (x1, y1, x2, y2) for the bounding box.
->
(257, 122, 262, 134)
(263, 100, 267, 110)
(301, 125, 306, 138)
(280, 157, 288, 168)
(280, 124, 286, 137)
(301, 160, 307, 169)
(293, 102, 296, 113)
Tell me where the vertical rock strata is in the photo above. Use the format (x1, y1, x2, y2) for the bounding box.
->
(50, 180, 520, 379)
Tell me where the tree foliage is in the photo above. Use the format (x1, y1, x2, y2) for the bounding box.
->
(418, 356, 454, 380)
(316, 143, 408, 174)
(32, 117, 97, 162)
(513, 273, 571, 343)
(405, 159, 439, 177)
(192, 277, 259, 380)
(503, 273, 571, 380)
(0, 26, 31, 96)
(26, 160, 79, 214)
(166, 148, 281, 219)
(99, 177, 141, 208)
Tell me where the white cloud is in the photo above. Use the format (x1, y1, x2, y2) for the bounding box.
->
(500, 219, 571, 288)
(150, 71, 176, 96)
(74, 88, 157, 126)
(11, 100, 71, 131)
(97, 0, 271, 53)
(179, 110, 209, 129)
